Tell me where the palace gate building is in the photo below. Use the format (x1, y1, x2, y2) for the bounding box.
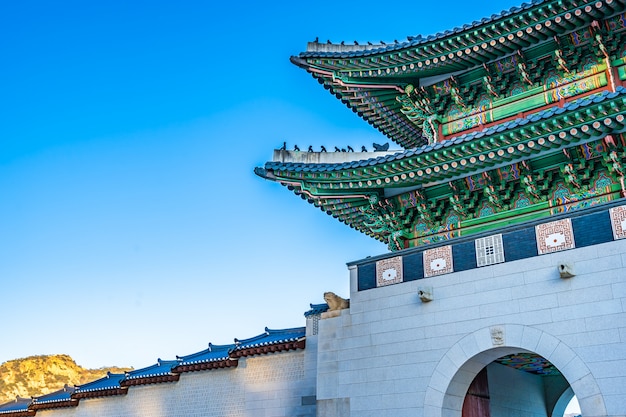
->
(255, 0, 626, 416)
(2, 1, 625, 416)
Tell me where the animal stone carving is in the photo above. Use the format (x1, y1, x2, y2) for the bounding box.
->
(372, 142, 390, 152)
(418, 286, 433, 302)
(324, 292, 350, 311)
(558, 262, 576, 278)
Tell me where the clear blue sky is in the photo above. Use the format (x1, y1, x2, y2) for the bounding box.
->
(1, 1, 523, 370)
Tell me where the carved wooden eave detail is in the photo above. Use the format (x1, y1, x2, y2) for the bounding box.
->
(228, 339, 306, 359)
(71, 388, 128, 399)
(29, 400, 79, 411)
(172, 359, 238, 373)
(0, 411, 36, 417)
(119, 374, 180, 387)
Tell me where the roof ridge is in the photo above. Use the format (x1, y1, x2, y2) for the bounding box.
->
(302, 0, 548, 56)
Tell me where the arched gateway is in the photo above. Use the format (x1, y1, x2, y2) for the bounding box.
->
(424, 325, 606, 417)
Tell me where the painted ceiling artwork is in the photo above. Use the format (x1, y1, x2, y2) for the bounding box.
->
(495, 353, 560, 376)
(256, 0, 626, 251)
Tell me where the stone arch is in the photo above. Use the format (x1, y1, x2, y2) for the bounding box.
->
(552, 387, 575, 417)
(423, 324, 606, 417)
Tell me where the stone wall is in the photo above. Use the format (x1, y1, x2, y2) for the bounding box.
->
(316, 238, 626, 417)
(34, 347, 316, 417)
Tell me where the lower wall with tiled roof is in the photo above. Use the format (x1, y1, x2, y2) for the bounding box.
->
(28, 349, 317, 417)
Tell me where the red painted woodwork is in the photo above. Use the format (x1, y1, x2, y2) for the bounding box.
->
(462, 368, 490, 417)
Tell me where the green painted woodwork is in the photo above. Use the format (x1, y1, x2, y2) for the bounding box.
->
(260, 1, 626, 250)
(619, 64, 626, 81)
(295, 4, 626, 148)
(270, 132, 626, 250)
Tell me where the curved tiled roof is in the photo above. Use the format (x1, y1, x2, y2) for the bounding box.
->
(300, 0, 546, 58)
(233, 327, 305, 350)
(230, 327, 306, 358)
(264, 87, 626, 174)
(30, 386, 77, 410)
(176, 343, 234, 365)
(119, 360, 181, 386)
(173, 343, 237, 372)
(74, 373, 125, 393)
(72, 373, 128, 399)
(257, 82, 626, 246)
(0, 398, 33, 416)
(293, 0, 626, 148)
(31, 386, 75, 405)
(304, 303, 329, 317)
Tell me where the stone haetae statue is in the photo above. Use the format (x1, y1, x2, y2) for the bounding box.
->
(324, 292, 350, 310)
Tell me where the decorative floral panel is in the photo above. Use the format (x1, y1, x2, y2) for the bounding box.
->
(423, 245, 454, 277)
(475, 234, 505, 267)
(376, 256, 403, 287)
(609, 205, 626, 240)
(535, 219, 575, 255)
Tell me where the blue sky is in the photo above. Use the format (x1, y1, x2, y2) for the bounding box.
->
(0, 1, 526, 371)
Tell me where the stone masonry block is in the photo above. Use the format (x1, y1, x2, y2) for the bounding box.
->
(316, 398, 349, 417)
(576, 254, 623, 275)
(442, 392, 465, 412)
(603, 394, 626, 417)
(549, 341, 577, 368)
(520, 326, 543, 351)
(350, 394, 384, 412)
(596, 376, 626, 396)
(446, 342, 470, 369)
(540, 319, 590, 340)
(571, 372, 602, 399)
(557, 284, 613, 306)
(552, 299, 623, 322)
(423, 387, 445, 407)
(427, 368, 452, 394)
(518, 293, 560, 312)
(434, 280, 476, 302)
(338, 368, 367, 386)
(578, 393, 607, 416)
(424, 403, 441, 417)
(473, 271, 524, 293)
(433, 354, 459, 383)
(612, 281, 626, 298)
(471, 326, 494, 352)
(560, 355, 591, 383)
(585, 312, 626, 332)
(535, 331, 560, 358)
(381, 392, 420, 409)
(479, 299, 520, 319)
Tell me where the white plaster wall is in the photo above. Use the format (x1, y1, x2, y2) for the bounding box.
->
(36, 349, 316, 417)
(318, 239, 626, 417)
